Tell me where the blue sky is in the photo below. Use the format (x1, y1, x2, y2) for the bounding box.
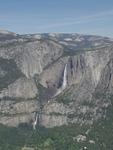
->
(0, 0, 113, 37)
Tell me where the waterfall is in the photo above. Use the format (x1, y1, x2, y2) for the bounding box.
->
(33, 113, 38, 130)
(62, 64, 67, 90)
(55, 64, 67, 96)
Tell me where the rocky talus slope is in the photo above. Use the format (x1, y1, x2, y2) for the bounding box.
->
(0, 31, 113, 128)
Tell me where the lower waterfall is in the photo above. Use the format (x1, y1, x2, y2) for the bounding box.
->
(33, 113, 38, 130)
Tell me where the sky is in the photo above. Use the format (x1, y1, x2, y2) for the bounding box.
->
(0, 0, 113, 37)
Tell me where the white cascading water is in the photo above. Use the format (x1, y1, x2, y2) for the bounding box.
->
(55, 64, 67, 96)
(62, 64, 67, 90)
(33, 114, 38, 130)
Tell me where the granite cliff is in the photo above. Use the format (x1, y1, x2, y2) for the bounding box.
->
(0, 31, 113, 128)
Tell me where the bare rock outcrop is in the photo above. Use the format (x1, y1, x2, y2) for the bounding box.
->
(0, 32, 113, 128)
(0, 77, 38, 99)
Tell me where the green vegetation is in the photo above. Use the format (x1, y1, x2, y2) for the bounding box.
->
(62, 44, 109, 57)
(49, 112, 64, 116)
(1, 118, 112, 150)
(62, 47, 94, 57)
(0, 100, 113, 150)
(63, 49, 79, 56)
(0, 92, 112, 149)
(81, 100, 95, 107)
(0, 92, 113, 149)
(56, 92, 73, 105)
(0, 124, 90, 150)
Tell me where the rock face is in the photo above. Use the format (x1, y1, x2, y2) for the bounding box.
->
(0, 77, 38, 99)
(0, 31, 113, 128)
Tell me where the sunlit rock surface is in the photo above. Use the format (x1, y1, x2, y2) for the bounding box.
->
(0, 31, 113, 127)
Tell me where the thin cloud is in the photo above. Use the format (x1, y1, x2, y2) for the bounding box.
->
(37, 9, 113, 30)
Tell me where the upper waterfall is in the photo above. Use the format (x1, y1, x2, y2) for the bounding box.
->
(54, 64, 68, 96)
(62, 64, 68, 90)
